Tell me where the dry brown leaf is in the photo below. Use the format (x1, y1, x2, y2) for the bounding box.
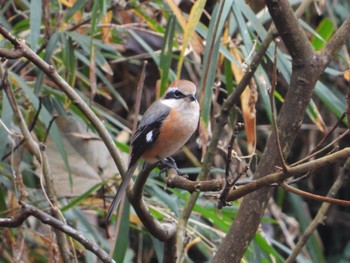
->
(36, 116, 126, 197)
(230, 48, 257, 154)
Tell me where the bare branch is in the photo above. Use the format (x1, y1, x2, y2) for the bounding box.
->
(0, 203, 115, 263)
(265, 0, 314, 63)
(320, 16, 350, 66)
(0, 48, 23, 59)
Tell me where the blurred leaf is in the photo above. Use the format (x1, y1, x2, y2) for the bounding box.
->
(342, 69, 350, 81)
(314, 80, 346, 121)
(39, 116, 121, 197)
(254, 233, 284, 263)
(101, 11, 113, 43)
(112, 199, 130, 263)
(311, 18, 334, 51)
(176, 0, 205, 78)
(230, 46, 256, 153)
(224, 57, 235, 95)
(132, 7, 164, 33)
(63, 36, 77, 87)
(60, 0, 74, 7)
(306, 99, 327, 133)
(10, 73, 72, 182)
(61, 181, 106, 212)
(34, 31, 61, 94)
(0, 89, 13, 157)
(151, 237, 164, 263)
(200, 0, 233, 126)
(74, 50, 127, 109)
(159, 15, 176, 95)
(288, 192, 326, 263)
(64, 0, 88, 21)
(30, 0, 42, 51)
(128, 29, 160, 64)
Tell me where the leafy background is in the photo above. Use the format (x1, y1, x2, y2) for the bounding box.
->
(0, 0, 349, 262)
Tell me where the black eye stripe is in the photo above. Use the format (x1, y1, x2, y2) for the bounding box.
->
(164, 89, 185, 100)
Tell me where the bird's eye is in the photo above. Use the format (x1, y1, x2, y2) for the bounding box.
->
(174, 90, 182, 98)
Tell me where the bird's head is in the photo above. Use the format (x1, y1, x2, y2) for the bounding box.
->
(161, 80, 198, 108)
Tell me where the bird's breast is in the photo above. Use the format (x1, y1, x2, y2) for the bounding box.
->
(142, 104, 199, 162)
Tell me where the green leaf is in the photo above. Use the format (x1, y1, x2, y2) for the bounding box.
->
(288, 192, 326, 263)
(311, 18, 334, 51)
(61, 181, 105, 212)
(159, 15, 176, 96)
(34, 32, 61, 94)
(65, 0, 88, 21)
(112, 199, 130, 263)
(63, 36, 77, 87)
(74, 50, 128, 110)
(30, 0, 42, 51)
(200, 0, 233, 126)
(10, 73, 72, 187)
(254, 233, 285, 263)
(314, 80, 346, 121)
(0, 89, 13, 157)
(176, 0, 206, 78)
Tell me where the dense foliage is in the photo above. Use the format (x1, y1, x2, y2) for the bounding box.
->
(0, 0, 349, 262)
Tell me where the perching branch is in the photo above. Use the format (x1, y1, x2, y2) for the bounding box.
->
(165, 147, 350, 207)
(128, 164, 177, 242)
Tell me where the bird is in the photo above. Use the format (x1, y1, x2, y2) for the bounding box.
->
(105, 80, 200, 221)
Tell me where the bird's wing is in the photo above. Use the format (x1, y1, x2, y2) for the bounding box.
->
(129, 102, 169, 166)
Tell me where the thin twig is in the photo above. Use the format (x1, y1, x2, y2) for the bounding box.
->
(218, 131, 236, 208)
(228, 147, 350, 202)
(309, 112, 346, 155)
(280, 181, 350, 206)
(1, 67, 41, 161)
(269, 39, 289, 172)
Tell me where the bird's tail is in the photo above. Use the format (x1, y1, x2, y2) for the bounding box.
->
(105, 163, 138, 221)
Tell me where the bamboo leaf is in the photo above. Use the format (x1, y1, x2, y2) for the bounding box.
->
(176, 0, 206, 78)
(200, 0, 233, 126)
(311, 18, 334, 51)
(10, 73, 72, 187)
(30, 0, 42, 51)
(112, 200, 130, 262)
(65, 0, 88, 22)
(159, 15, 176, 96)
(34, 32, 61, 94)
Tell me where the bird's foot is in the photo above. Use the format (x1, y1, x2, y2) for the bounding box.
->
(158, 157, 182, 176)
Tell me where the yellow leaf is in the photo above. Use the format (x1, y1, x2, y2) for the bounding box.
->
(173, 0, 206, 78)
(342, 69, 350, 81)
(59, 0, 74, 8)
(101, 11, 113, 43)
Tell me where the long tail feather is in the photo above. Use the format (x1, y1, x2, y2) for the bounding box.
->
(105, 163, 137, 221)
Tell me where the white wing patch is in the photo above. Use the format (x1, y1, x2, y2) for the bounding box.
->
(146, 130, 153, 143)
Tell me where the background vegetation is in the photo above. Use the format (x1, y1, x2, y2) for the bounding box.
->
(0, 0, 349, 262)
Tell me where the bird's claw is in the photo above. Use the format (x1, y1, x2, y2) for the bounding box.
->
(158, 157, 183, 176)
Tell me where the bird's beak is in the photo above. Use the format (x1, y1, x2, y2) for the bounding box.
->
(185, 94, 196, 102)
